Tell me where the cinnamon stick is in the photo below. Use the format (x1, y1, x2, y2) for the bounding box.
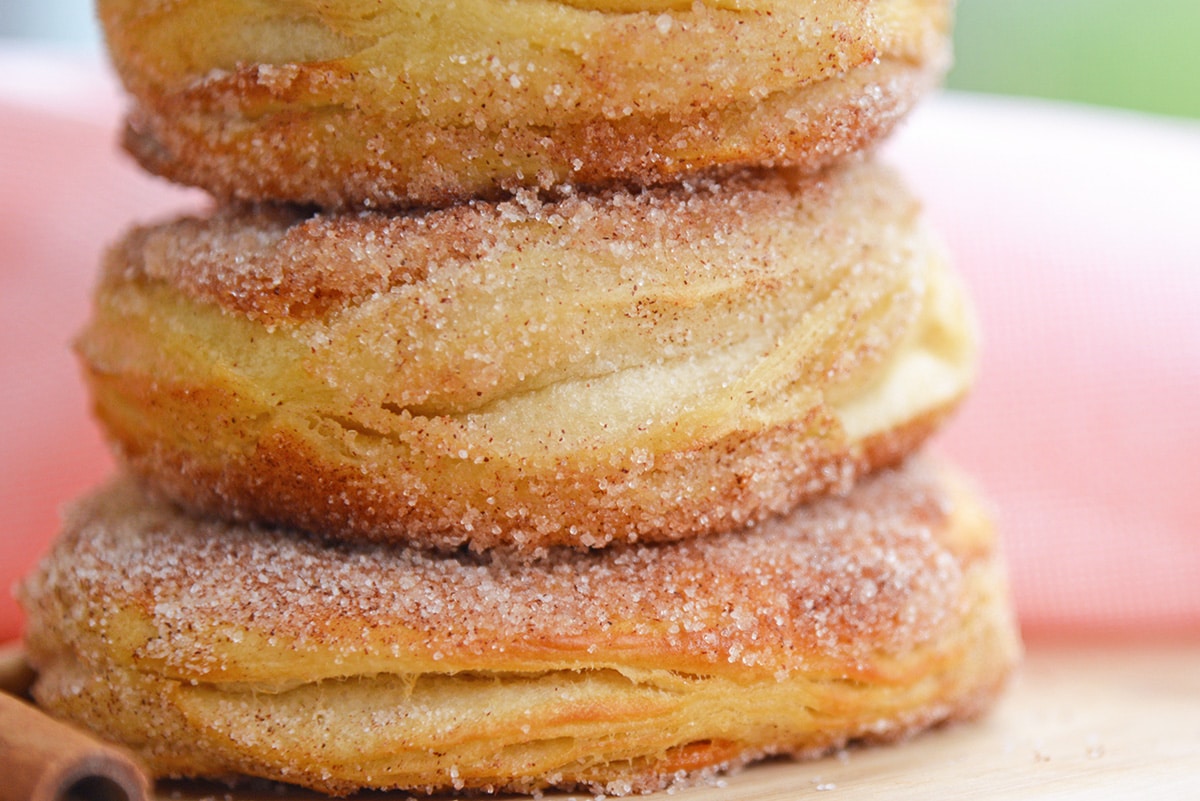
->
(0, 642, 34, 697)
(0, 660, 150, 801)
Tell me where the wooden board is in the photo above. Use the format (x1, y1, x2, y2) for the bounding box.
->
(130, 641, 1199, 800)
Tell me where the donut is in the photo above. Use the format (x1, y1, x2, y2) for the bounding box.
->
(77, 160, 975, 552)
(19, 459, 1019, 795)
(98, 0, 953, 207)
(77, 159, 976, 552)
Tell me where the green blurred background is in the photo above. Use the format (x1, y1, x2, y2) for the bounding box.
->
(2, 0, 1199, 120)
(948, 0, 1200, 119)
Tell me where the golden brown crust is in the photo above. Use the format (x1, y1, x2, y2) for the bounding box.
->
(77, 160, 977, 552)
(99, 0, 952, 207)
(19, 459, 1020, 795)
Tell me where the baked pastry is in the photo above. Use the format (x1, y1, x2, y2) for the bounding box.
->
(99, 0, 953, 207)
(19, 459, 1019, 796)
(77, 160, 977, 552)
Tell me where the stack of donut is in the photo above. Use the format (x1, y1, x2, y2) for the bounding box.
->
(20, 0, 1020, 795)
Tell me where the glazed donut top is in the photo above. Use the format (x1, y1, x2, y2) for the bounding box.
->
(20, 461, 985, 689)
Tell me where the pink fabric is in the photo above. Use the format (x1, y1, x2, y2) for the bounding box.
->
(2, 53, 1197, 641)
(0, 49, 206, 640)
(886, 96, 1200, 636)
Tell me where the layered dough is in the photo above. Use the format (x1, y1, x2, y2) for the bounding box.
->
(78, 160, 976, 552)
(79, 160, 975, 552)
(99, 0, 952, 207)
(19, 459, 1019, 795)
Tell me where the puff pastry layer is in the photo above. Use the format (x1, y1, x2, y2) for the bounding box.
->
(99, 0, 952, 207)
(78, 160, 976, 551)
(20, 459, 1019, 795)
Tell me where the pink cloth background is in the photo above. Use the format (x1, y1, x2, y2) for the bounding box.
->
(2, 51, 1198, 642)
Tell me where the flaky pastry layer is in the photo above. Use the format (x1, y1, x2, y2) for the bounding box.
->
(99, 0, 952, 207)
(20, 460, 1019, 796)
(79, 160, 975, 551)
(78, 160, 976, 552)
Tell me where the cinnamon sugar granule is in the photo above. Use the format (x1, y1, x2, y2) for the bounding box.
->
(23, 462, 963, 682)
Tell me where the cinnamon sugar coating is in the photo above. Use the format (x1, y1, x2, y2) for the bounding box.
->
(99, 0, 952, 207)
(19, 460, 1020, 795)
(77, 160, 977, 552)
